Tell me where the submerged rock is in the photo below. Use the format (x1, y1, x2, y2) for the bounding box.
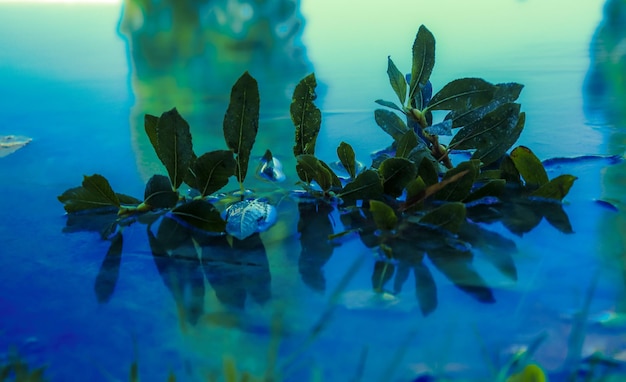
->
(0, 135, 32, 158)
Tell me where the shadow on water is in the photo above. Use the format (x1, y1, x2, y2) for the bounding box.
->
(117, 0, 313, 181)
(585, 0, 626, 312)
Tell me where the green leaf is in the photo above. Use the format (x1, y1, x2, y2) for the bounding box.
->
(419, 202, 466, 233)
(464, 179, 506, 203)
(444, 82, 524, 128)
(154, 108, 194, 190)
(404, 177, 427, 211)
(171, 199, 226, 232)
(223, 71, 260, 184)
(424, 120, 452, 136)
(58, 174, 120, 213)
(530, 174, 577, 201)
(396, 130, 419, 158)
(426, 78, 496, 112)
(433, 160, 480, 201)
(339, 170, 383, 203)
(337, 141, 357, 179)
(510, 146, 549, 188)
(117, 193, 141, 206)
(387, 56, 407, 106)
(416, 155, 439, 186)
(409, 25, 436, 102)
(292, 73, 322, 157)
(379, 157, 418, 197)
(375, 99, 404, 112)
(449, 104, 523, 166)
(144, 174, 178, 209)
(297, 154, 340, 192)
(144, 113, 159, 153)
(374, 109, 409, 141)
(369, 200, 398, 230)
(192, 150, 236, 197)
(500, 154, 521, 185)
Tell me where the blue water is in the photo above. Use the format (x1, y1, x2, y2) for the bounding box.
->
(1, 1, 626, 381)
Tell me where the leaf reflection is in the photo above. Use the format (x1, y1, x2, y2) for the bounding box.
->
(297, 201, 335, 293)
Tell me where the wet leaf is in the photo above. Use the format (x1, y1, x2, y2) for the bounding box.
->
(426, 78, 495, 112)
(374, 109, 409, 141)
(292, 73, 321, 157)
(379, 157, 418, 197)
(464, 179, 506, 203)
(94, 232, 123, 303)
(224, 199, 277, 240)
(396, 130, 419, 158)
(419, 202, 466, 233)
(155, 108, 194, 190)
(369, 200, 398, 230)
(171, 199, 225, 233)
(409, 25, 436, 102)
(372, 261, 395, 292)
(339, 169, 384, 203)
(424, 120, 453, 136)
(510, 146, 549, 188)
(337, 142, 357, 179)
(413, 261, 437, 316)
(500, 154, 521, 185)
(58, 174, 120, 213)
(387, 56, 407, 105)
(530, 174, 577, 201)
(297, 154, 341, 192)
(192, 150, 236, 197)
(223, 71, 260, 183)
(449, 104, 523, 166)
(375, 99, 404, 113)
(433, 160, 480, 201)
(144, 174, 178, 209)
(144, 113, 159, 152)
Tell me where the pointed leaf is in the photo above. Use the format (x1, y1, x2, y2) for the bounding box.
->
(223, 71, 260, 183)
(297, 154, 340, 192)
(424, 120, 453, 136)
(540, 202, 574, 233)
(144, 174, 179, 209)
(171, 199, 226, 232)
(292, 73, 321, 157)
(416, 155, 439, 186)
(192, 150, 236, 197)
(409, 25, 436, 102)
(117, 193, 141, 206)
(433, 160, 480, 201)
(379, 157, 418, 197)
(510, 146, 549, 187)
(154, 108, 194, 190)
(58, 174, 120, 213)
(144, 113, 159, 154)
(369, 200, 398, 230)
(375, 99, 404, 112)
(374, 109, 409, 141)
(387, 56, 407, 106)
(339, 169, 383, 203)
(396, 130, 418, 158)
(426, 78, 496, 112)
(94, 232, 123, 303)
(419, 202, 466, 233)
(404, 177, 427, 211)
(500, 154, 521, 185)
(530, 174, 577, 201)
(501, 201, 543, 236)
(337, 142, 357, 179)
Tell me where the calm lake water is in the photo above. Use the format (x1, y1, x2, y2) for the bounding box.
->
(1, 0, 626, 380)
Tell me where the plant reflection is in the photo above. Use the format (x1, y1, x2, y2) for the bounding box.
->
(117, 0, 313, 181)
(297, 201, 335, 293)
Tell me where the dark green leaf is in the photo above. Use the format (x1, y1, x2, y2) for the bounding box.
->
(419, 202, 466, 233)
(387, 56, 407, 106)
(184, 152, 199, 189)
(58, 174, 120, 213)
(449, 104, 523, 166)
(396, 130, 418, 158)
(375, 99, 404, 112)
(154, 108, 194, 190)
(433, 160, 480, 201)
(292, 73, 321, 157)
(374, 109, 409, 141)
(297, 154, 339, 192)
(530, 174, 577, 201)
(500, 154, 521, 185)
(171, 200, 226, 233)
(510, 146, 549, 188)
(337, 142, 357, 179)
(339, 170, 383, 203)
(464, 179, 506, 203)
(379, 157, 418, 197)
(409, 25, 436, 102)
(223, 71, 260, 183)
(424, 120, 452, 136)
(404, 177, 427, 211)
(426, 78, 495, 112)
(117, 193, 141, 206)
(94, 232, 123, 303)
(413, 261, 437, 315)
(400, 170, 469, 212)
(144, 113, 159, 153)
(192, 150, 236, 197)
(416, 156, 439, 186)
(369, 200, 398, 230)
(372, 261, 395, 292)
(319, 159, 342, 189)
(144, 175, 179, 209)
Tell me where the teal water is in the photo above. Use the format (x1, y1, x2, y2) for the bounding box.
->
(1, 1, 626, 381)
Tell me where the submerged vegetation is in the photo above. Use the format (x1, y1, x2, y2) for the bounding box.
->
(50, 25, 626, 381)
